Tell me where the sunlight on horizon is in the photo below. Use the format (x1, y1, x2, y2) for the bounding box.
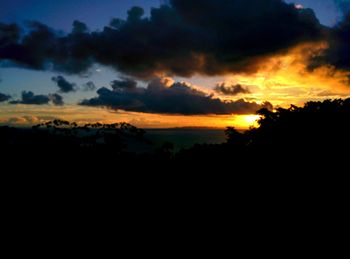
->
(0, 104, 261, 130)
(2, 44, 350, 130)
(244, 115, 260, 127)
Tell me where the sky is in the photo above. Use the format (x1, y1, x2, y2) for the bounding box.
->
(1, 0, 350, 128)
(0, 0, 342, 29)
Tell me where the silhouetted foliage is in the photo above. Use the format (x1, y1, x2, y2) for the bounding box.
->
(1, 99, 350, 169)
(0, 121, 150, 166)
(155, 142, 175, 161)
(176, 98, 350, 168)
(250, 99, 350, 154)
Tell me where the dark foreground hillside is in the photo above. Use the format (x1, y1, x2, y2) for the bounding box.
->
(1, 99, 350, 170)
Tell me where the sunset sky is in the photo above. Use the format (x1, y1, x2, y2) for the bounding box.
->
(1, 0, 350, 129)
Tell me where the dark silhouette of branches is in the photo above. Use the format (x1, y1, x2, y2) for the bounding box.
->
(1, 99, 350, 168)
(176, 98, 350, 167)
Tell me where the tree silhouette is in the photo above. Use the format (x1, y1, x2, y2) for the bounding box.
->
(1, 98, 350, 167)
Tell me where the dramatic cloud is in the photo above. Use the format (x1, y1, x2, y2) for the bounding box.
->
(310, 12, 350, 72)
(80, 78, 272, 115)
(215, 83, 251, 96)
(49, 93, 64, 105)
(0, 21, 93, 74)
(0, 92, 11, 102)
(0, 22, 20, 47)
(0, 0, 323, 77)
(10, 91, 50, 105)
(110, 77, 137, 90)
(51, 76, 77, 93)
(10, 91, 64, 105)
(82, 81, 96, 91)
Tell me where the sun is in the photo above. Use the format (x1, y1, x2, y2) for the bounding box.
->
(244, 115, 260, 125)
(228, 114, 261, 130)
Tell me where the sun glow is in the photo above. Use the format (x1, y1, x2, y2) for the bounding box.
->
(229, 114, 261, 129)
(3, 45, 350, 130)
(244, 115, 260, 125)
(0, 104, 259, 130)
(221, 42, 350, 107)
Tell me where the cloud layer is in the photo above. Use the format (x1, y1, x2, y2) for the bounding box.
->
(311, 12, 350, 73)
(49, 93, 64, 105)
(83, 81, 96, 91)
(10, 91, 63, 105)
(51, 75, 77, 93)
(0, 92, 10, 102)
(215, 83, 251, 96)
(0, 0, 323, 78)
(81, 78, 272, 115)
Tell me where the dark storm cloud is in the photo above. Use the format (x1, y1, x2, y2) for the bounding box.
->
(310, 12, 350, 71)
(0, 23, 20, 47)
(110, 77, 137, 90)
(0, 21, 93, 74)
(9, 91, 64, 105)
(82, 81, 96, 91)
(49, 93, 64, 105)
(80, 78, 272, 115)
(0, 21, 61, 70)
(215, 83, 251, 96)
(10, 91, 50, 105)
(51, 75, 77, 93)
(0, 92, 11, 102)
(0, 0, 323, 77)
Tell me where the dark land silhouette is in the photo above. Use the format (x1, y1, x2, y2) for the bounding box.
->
(1, 98, 350, 169)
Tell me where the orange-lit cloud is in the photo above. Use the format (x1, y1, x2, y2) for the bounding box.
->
(3, 42, 350, 130)
(218, 42, 350, 107)
(3, 44, 350, 130)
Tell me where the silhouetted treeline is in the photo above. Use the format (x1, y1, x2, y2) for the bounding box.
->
(1, 99, 350, 168)
(1, 120, 149, 156)
(177, 99, 350, 169)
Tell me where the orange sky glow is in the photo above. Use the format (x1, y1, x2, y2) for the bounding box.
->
(2, 42, 350, 129)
